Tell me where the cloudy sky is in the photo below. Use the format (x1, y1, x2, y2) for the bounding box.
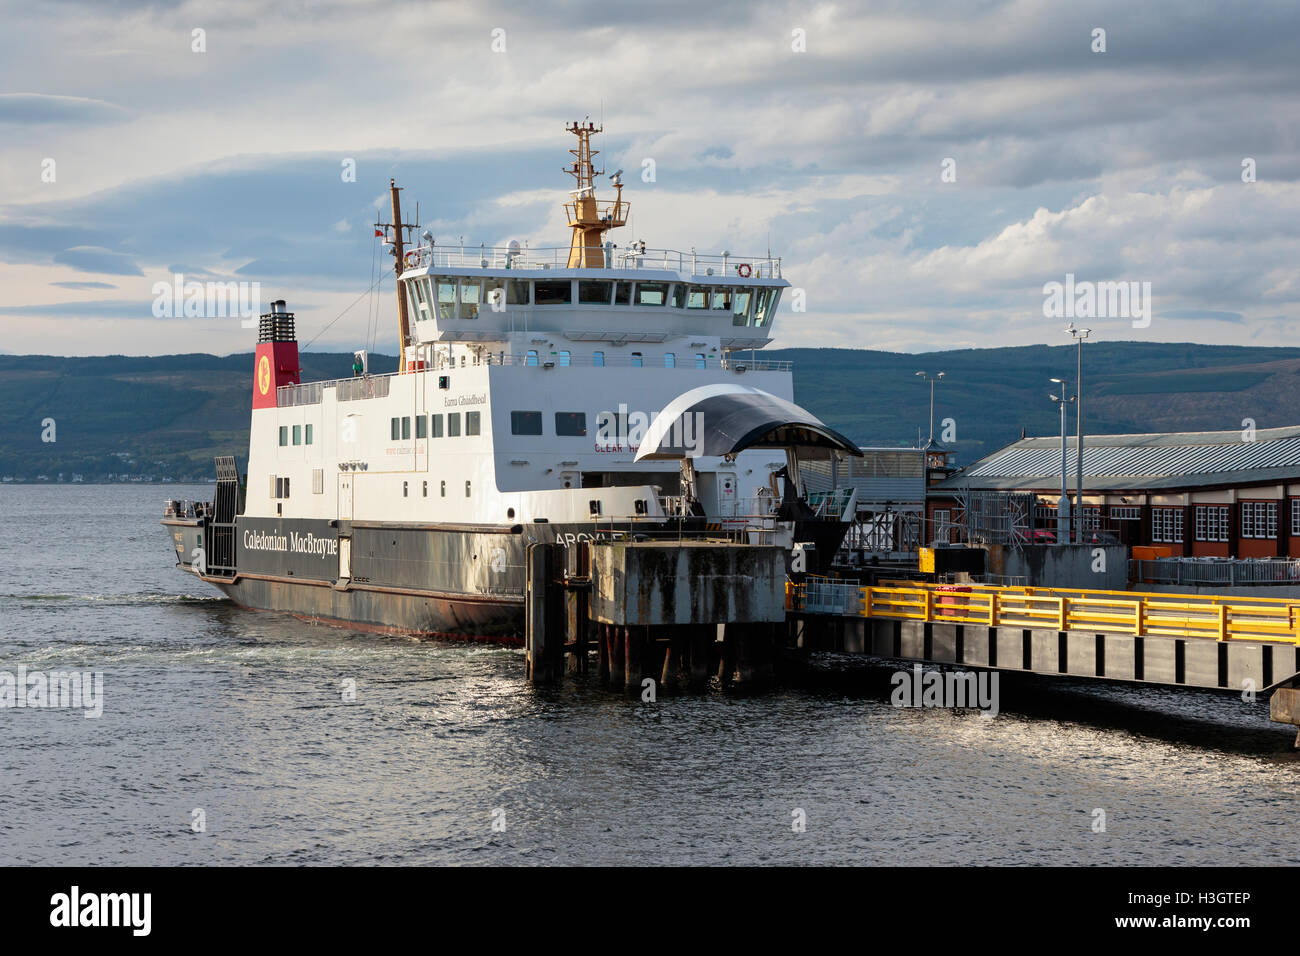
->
(2, 0, 1298, 357)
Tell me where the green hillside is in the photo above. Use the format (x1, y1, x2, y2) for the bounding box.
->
(2, 342, 1299, 482)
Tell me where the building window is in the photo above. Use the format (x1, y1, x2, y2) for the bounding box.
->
(293, 424, 302, 446)
(933, 509, 951, 542)
(305, 424, 313, 445)
(1110, 506, 1139, 520)
(593, 351, 605, 367)
(279, 426, 288, 446)
(447, 412, 461, 437)
(390, 417, 400, 440)
(1195, 505, 1229, 542)
(1242, 501, 1278, 539)
(555, 412, 587, 437)
(511, 410, 543, 435)
(466, 411, 481, 436)
(1292, 499, 1300, 536)
(1151, 507, 1183, 543)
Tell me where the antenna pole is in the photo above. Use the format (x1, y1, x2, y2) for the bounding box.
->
(375, 178, 419, 370)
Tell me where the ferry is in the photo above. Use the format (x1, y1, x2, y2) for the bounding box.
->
(162, 123, 861, 640)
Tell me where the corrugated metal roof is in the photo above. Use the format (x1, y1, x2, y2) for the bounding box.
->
(936, 425, 1300, 492)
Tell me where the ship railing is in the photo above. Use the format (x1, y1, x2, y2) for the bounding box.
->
(403, 243, 782, 279)
(276, 372, 396, 407)
(484, 352, 792, 371)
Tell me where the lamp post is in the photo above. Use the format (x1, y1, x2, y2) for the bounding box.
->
(1066, 324, 1091, 542)
(1050, 378, 1076, 543)
(915, 370, 945, 443)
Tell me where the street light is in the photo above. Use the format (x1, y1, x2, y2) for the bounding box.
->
(915, 370, 945, 444)
(1066, 324, 1091, 542)
(1050, 378, 1076, 544)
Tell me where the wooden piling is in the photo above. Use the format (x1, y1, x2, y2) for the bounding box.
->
(525, 542, 566, 684)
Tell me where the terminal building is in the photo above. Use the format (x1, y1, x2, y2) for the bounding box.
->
(929, 425, 1300, 559)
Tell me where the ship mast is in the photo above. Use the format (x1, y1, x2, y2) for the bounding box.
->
(564, 120, 628, 267)
(374, 179, 419, 368)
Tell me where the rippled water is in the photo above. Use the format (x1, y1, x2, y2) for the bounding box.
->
(2, 484, 1298, 865)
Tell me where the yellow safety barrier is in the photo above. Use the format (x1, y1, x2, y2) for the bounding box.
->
(787, 580, 1300, 645)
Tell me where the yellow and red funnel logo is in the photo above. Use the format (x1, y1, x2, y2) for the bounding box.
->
(252, 342, 300, 409)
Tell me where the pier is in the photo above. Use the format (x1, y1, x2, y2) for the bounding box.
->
(526, 546, 1300, 739)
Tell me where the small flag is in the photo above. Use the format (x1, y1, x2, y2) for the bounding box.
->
(374, 228, 383, 238)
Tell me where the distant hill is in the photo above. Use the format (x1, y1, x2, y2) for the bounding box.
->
(2, 342, 1298, 483)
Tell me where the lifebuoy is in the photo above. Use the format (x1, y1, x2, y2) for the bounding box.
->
(404, 251, 418, 267)
(737, 262, 752, 278)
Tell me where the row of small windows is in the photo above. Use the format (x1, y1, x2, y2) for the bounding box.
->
(390, 412, 481, 440)
(278, 424, 314, 446)
(408, 277, 777, 327)
(1148, 503, 1289, 543)
(402, 479, 471, 498)
(521, 350, 709, 369)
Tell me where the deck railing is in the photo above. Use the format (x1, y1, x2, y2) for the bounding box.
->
(403, 243, 782, 279)
(1133, 557, 1300, 586)
(786, 580, 1300, 645)
(277, 372, 397, 407)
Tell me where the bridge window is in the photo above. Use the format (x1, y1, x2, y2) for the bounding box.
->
(447, 412, 461, 437)
(466, 411, 481, 435)
(413, 278, 433, 321)
(593, 351, 605, 367)
(711, 288, 733, 311)
(556, 412, 587, 436)
(511, 410, 543, 435)
(637, 282, 669, 306)
(525, 349, 539, 366)
(614, 281, 632, 305)
(482, 278, 505, 313)
(506, 278, 530, 305)
(558, 350, 571, 366)
(459, 279, 481, 319)
(686, 287, 708, 309)
(631, 352, 643, 367)
(695, 353, 707, 369)
(664, 352, 676, 368)
(436, 279, 457, 320)
(278, 426, 288, 446)
(293, 425, 302, 445)
(732, 289, 752, 326)
(430, 414, 444, 438)
(753, 288, 774, 327)
(416, 415, 427, 438)
(579, 280, 612, 304)
(671, 284, 686, 308)
(534, 280, 572, 305)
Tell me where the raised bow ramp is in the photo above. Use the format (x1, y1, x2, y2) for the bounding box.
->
(634, 383, 862, 461)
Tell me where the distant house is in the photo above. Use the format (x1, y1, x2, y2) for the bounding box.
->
(930, 425, 1300, 558)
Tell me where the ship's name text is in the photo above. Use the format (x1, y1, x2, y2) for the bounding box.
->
(243, 529, 338, 558)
